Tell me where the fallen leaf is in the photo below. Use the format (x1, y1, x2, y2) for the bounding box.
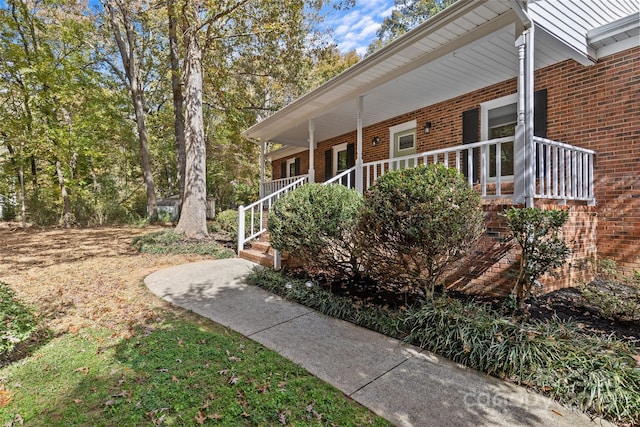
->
(208, 413, 222, 420)
(74, 367, 89, 374)
(104, 398, 116, 406)
(217, 369, 230, 375)
(228, 375, 239, 385)
(241, 411, 250, 418)
(172, 376, 179, 383)
(278, 411, 287, 425)
(632, 354, 640, 366)
(228, 356, 242, 362)
(73, 399, 83, 404)
(178, 338, 184, 346)
(0, 389, 13, 408)
(551, 409, 563, 416)
(195, 410, 206, 425)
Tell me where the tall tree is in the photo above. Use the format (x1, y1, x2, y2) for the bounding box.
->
(167, 0, 186, 215)
(102, 0, 158, 222)
(367, 0, 456, 54)
(175, 0, 328, 238)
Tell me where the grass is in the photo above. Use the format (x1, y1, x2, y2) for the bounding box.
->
(131, 230, 234, 257)
(246, 268, 640, 426)
(0, 312, 390, 426)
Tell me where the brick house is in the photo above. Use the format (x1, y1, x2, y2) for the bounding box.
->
(239, 0, 640, 295)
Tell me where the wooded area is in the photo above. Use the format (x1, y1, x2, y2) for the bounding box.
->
(0, 0, 361, 235)
(0, 0, 449, 237)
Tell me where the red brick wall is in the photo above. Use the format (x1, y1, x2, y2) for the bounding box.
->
(270, 45, 640, 282)
(537, 47, 640, 275)
(446, 201, 597, 296)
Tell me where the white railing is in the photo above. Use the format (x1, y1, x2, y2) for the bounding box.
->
(324, 168, 356, 188)
(238, 175, 308, 253)
(239, 136, 595, 259)
(361, 137, 516, 197)
(261, 174, 309, 197)
(533, 136, 595, 203)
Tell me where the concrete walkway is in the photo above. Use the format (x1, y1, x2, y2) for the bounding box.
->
(145, 258, 611, 427)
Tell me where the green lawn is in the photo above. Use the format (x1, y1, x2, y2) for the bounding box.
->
(0, 312, 389, 426)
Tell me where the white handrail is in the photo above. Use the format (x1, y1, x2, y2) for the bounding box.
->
(238, 175, 308, 253)
(262, 174, 309, 197)
(324, 167, 356, 187)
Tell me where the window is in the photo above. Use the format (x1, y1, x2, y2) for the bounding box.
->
(481, 95, 517, 179)
(333, 143, 348, 175)
(286, 158, 297, 177)
(389, 120, 417, 168)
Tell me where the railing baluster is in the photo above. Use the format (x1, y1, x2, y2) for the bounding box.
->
(545, 144, 551, 197)
(481, 145, 487, 197)
(496, 142, 502, 197)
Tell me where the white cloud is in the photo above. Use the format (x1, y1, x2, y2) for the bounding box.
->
(327, 0, 395, 54)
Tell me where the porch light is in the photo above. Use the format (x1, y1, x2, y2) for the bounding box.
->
(372, 136, 381, 146)
(423, 122, 432, 134)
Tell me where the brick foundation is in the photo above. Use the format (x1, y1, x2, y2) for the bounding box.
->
(446, 202, 597, 296)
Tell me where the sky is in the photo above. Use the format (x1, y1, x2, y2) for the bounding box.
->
(323, 0, 395, 56)
(0, 0, 395, 57)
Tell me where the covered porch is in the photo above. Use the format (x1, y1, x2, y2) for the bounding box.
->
(240, 0, 600, 255)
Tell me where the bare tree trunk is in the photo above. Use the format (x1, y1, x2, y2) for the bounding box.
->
(55, 157, 72, 228)
(168, 0, 186, 216)
(103, 0, 157, 222)
(175, 10, 208, 239)
(6, 143, 27, 227)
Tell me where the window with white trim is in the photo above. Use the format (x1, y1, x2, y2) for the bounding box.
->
(286, 158, 297, 177)
(332, 143, 348, 175)
(481, 94, 517, 179)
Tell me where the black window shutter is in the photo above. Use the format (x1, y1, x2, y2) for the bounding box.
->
(324, 149, 332, 180)
(462, 108, 479, 183)
(347, 143, 355, 167)
(280, 162, 286, 179)
(534, 89, 547, 138)
(294, 158, 300, 176)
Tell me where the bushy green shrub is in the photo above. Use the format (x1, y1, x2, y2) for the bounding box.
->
(268, 183, 364, 280)
(216, 209, 240, 236)
(1, 283, 37, 357)
(356, 164, 484, 298)
(504, 207, 570, 307)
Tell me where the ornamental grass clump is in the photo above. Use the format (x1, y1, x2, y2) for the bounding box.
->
(268, 184, 364, 281)
(357, 164, 484, 298)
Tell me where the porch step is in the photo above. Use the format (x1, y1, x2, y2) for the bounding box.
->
(250, 240, 272, 253)
(239, 248, 274, 267)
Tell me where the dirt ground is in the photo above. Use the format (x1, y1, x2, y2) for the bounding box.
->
(0, 224, 213, 338)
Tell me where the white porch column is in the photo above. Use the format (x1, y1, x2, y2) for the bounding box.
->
(355, 96, 364, 193)
(259, 140, 266, 198)
(513, 26, 535, 207)
(308, 119, 315, 183)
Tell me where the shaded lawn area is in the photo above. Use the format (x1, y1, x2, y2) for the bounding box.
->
(0, 225, 388, 426)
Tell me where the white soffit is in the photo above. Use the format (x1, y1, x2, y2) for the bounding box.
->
(588, 13, 640, 59)
(243, 0, 638, 148)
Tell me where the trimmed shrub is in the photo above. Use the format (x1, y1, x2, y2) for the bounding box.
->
(504, 207, 570, 307)
(268, 183, 363, 280)
(356, 164, 484, 298)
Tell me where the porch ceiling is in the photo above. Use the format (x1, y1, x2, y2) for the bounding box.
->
(242, 0, 586, 148)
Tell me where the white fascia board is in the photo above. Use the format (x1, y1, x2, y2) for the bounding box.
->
(267, 145, 308, 161)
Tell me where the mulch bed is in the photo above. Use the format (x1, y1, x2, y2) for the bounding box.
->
(292, 268, 639, 345)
